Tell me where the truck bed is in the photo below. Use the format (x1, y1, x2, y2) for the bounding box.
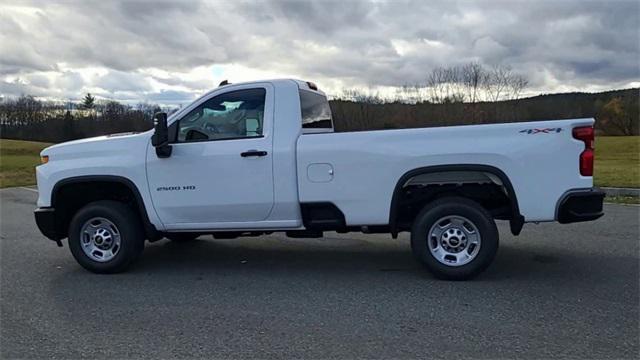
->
(296, 118, 594, 225)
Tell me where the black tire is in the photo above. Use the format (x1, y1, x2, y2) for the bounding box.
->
(410, 196, 498, 280)
(165, 233, 200, 243)
(68, 200, 145, 274)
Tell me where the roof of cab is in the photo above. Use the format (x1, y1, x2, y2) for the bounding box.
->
(167, 79, 326, 123)
(218, 78, 326, 96)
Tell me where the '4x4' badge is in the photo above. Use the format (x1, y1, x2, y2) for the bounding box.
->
(519, 128, 562, 134)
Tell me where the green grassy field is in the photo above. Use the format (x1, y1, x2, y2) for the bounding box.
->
(0, 136, 638, 189)
(0, 139, 52, 188)
(594, 136, 639, 188)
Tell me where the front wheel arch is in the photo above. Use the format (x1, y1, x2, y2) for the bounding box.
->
(50, 175, 159, 241)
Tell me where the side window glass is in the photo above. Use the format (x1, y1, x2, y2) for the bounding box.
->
(177, 88, 266, 142)
(300, 90, 333, 131)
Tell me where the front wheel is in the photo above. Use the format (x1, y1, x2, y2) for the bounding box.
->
(68, 201, 145, 274)
(411, 197, 499, 280)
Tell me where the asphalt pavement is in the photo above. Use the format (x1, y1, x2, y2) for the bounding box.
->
(1, 187, 638, 359)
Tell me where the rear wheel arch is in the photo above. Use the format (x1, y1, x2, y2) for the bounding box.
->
(388, 164, 523, 237)
(51, 175, 158, 240)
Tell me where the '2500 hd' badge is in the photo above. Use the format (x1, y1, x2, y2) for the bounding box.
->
(156, 185, 196, 191)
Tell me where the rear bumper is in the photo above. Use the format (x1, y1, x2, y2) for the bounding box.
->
(34, 207, 61, 241)
(556, 188, 605, 224)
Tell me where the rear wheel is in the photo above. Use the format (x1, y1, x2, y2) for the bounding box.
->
(410, 197, 498, 280)
(68, 200, 145, 274)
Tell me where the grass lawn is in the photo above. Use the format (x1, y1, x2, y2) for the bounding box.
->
(605, 196, 640, 205)
(0, 139, 52, 188)
(0, 136, 638, 189)
(594, 136, 639, 188)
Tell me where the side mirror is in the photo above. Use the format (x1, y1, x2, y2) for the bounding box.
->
(151, 112, 172, 158)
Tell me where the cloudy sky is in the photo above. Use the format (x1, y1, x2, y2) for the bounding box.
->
(1, 0, 638, 104)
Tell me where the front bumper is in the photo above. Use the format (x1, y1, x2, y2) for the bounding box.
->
(34, 207, 62, 242)
(556, 188, 605, 224)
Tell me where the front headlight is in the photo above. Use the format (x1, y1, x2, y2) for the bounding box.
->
(40, 155, 49, 164)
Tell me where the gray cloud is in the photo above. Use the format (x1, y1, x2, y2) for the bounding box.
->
(0, 0, 638, 103)
(94, 71, 152, 93)
(145, 89, 197, 104)
(150, 75, 214, 92)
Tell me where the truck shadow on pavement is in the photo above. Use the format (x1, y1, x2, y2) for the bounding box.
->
(58, 234, 621, 282)
(134, 236, 427, 277)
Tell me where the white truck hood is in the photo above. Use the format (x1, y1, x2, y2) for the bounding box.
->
(41, 131, 151, 159)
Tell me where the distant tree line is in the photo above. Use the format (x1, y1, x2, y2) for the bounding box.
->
(331, 87, 639, 135)
(0, 63, 637, 143)
(0, 94, 162, 143)
(332, 63, 638, 135)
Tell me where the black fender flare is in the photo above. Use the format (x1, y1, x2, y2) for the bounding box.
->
(51, 175, 159, 239)
(388, 164, 524, 237)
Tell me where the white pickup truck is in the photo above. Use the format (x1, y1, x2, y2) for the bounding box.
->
(34, 79, 604, 280)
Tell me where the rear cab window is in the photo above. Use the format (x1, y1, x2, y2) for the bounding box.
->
(299, 89, 334, 134)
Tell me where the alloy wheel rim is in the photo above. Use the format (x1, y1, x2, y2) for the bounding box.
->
(80, 217, 121, 262)
(427, 215, 481, 267)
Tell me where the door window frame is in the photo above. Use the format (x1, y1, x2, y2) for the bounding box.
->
(168, 83, 274, 145)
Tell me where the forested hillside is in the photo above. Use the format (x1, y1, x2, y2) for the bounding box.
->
(330, 88, 639, 134)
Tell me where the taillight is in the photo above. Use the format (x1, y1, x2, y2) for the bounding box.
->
(572, 126, 594, 176)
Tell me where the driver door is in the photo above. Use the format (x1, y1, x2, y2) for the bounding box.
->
(145, 85, 275, 230)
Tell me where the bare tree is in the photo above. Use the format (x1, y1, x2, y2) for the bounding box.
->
(507, 74, 528, 100)
(506, 73, 528, 119)
(426, 66, 466, 104)
(446, 66, 465, 103)
(337, 88, 384, 130)
(341, 88, 384, 105)
(461, 62, 486, 104)
(426, 66, 447, 103)
(136, 102, 162, 121)
(396, 84, 428, 104)
(597, 97, 639, 135)
(485, 64, 512, 102)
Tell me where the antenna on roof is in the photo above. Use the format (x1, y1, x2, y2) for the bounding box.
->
(219, 80, 230, 87)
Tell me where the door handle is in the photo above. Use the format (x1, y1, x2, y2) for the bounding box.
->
(240, 150, 268, 157)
